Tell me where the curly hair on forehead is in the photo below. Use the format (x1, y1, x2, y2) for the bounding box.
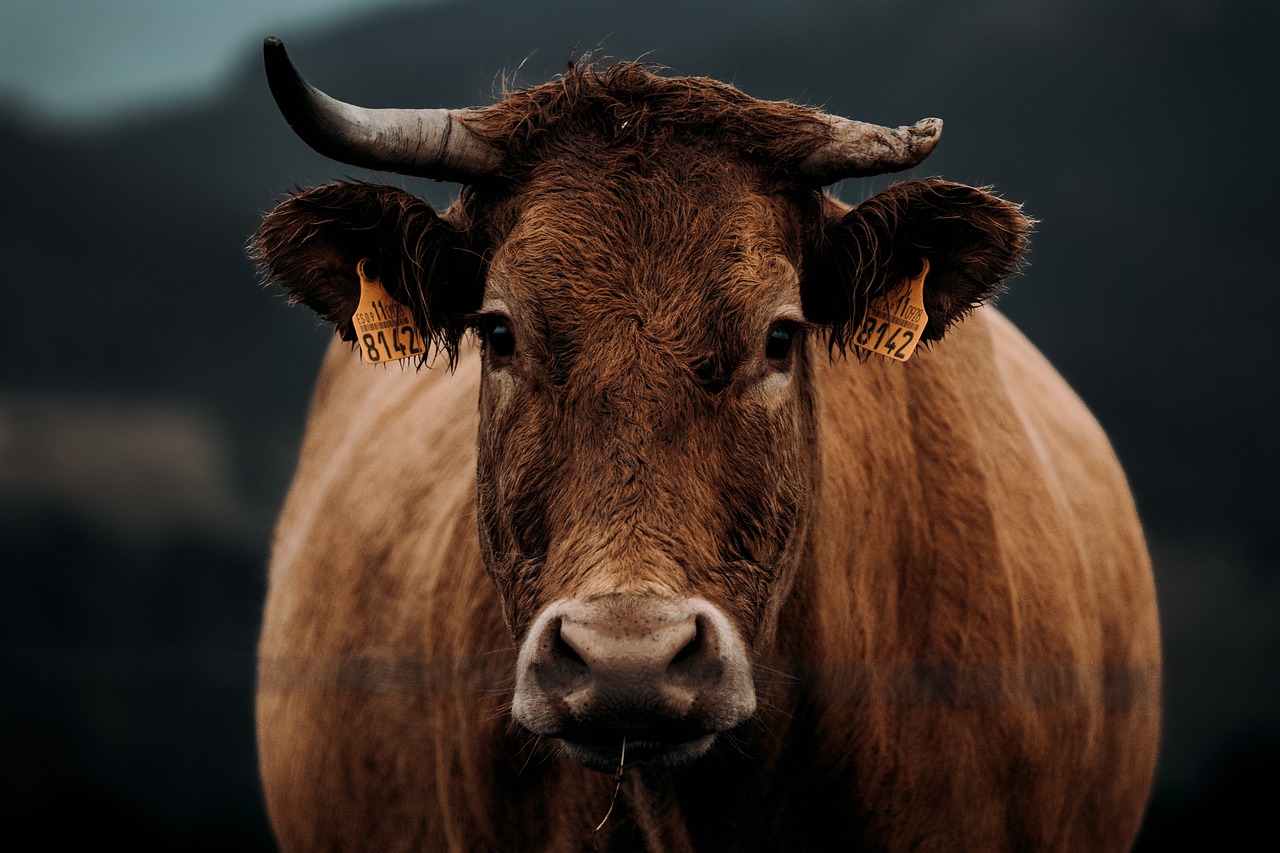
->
(461, 59, 834, 180)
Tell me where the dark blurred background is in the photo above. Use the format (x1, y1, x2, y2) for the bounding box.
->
(2, 0, 1275, 848)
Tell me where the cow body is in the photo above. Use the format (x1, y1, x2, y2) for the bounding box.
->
(253, 45, 1159, 852)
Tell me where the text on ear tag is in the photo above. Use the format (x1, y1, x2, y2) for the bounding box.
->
(852, 258, 929, 362)
(351, 259, 426, 364)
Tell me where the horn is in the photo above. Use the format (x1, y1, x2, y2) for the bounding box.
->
(798, 116, 943, 183)
(262, 37, 501, 183)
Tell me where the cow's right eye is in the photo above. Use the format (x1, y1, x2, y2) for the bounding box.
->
(480, 316, 516, 359)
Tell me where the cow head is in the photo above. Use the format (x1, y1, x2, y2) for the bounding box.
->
(251, 40, 1030, 771)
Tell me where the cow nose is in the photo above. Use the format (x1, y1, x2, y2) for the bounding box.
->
(552, 608, 704, 712)
(513, 595, 756, 771)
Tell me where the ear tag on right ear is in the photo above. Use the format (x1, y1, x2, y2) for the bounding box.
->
(852, 258, 929, 362)
(351, 259, 426, 365)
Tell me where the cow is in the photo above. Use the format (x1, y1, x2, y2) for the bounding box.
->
(250, 36, 1160, 852)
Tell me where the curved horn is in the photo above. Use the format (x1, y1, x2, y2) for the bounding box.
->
(262, 37, 501, 183)
(799, 116, 943, 183)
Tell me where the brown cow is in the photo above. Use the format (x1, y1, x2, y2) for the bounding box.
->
(251, 37, 1160, 852)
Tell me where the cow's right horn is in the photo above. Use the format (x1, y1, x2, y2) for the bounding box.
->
(798, 116, 943, 184)
(262, 37, 501, 183)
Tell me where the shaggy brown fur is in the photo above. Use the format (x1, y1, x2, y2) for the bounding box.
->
(462, 61, 832, 183)
(251, 61, 1159, 852)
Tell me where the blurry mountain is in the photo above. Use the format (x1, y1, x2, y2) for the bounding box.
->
(2, 0, 1275, 847)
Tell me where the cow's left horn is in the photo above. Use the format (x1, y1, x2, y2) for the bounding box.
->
(799, 116, 943, 183)
(262, 37, 502, 183)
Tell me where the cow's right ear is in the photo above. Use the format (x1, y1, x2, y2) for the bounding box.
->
(250, 181, 483, 358)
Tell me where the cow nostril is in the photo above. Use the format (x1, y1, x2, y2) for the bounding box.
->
(668, 623, 703, 668)
(530, 617, 591, 697)
(552, 622, 587, 669)
(665, 614, 727, 692)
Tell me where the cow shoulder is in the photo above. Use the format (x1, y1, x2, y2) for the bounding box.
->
(799, 308, 1158, 848)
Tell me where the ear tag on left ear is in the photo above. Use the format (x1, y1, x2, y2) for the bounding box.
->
(351, 259, 426, 365)
(852, 258, 929, 362)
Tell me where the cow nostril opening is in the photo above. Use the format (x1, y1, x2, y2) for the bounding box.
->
(531, 617, 593, 696)
(669, 625, 703, 668)
(667, 615, 721, 686)
(552, 622, 587, 669)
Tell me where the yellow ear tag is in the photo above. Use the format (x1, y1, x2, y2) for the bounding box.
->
(351, 259, 426, 364)
(852, 258, 930, 362)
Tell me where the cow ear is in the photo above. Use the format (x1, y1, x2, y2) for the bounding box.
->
(250, 181, 482, 359)
(804, 179, 1032, 350)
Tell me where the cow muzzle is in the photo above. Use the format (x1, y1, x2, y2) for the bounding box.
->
(512, 594, 756, 772)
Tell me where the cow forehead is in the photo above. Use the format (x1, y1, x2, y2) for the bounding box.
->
(486, 219, 802, 393)
(485, 165, 804, 319)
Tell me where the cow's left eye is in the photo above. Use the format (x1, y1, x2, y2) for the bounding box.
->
(479, 315, 516, 360)
(766, 324, 797, 362)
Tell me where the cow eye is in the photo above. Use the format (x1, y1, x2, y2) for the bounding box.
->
(480, 315, 516, 359)
(765, 324, 798, 362)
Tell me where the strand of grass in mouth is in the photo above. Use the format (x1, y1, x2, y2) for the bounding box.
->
(593, 736, 627, 833)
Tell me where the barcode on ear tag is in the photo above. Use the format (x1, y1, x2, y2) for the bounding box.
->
(852, 258, 930, 362)
(351, 259, 426, 364)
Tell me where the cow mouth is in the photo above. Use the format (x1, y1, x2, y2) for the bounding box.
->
(558, 729, 718, 773)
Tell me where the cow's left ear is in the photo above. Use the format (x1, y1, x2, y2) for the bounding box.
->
(804, 179, 1032, 349)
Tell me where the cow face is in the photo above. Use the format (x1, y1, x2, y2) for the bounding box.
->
(252, 63, 1029, 773)
(472, 153, 818, 633)
(466, 151, 821, 768)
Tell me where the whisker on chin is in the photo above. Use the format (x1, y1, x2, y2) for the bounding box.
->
(593, 735, 627, 834)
